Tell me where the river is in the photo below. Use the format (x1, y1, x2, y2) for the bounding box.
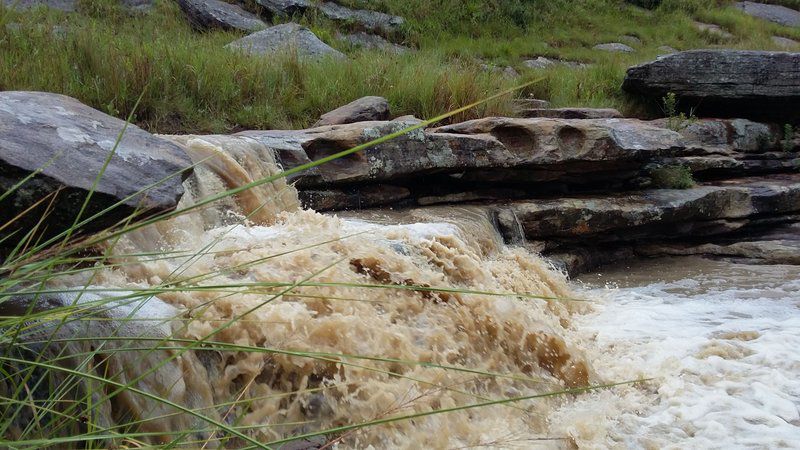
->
(62, 135, 800, 448)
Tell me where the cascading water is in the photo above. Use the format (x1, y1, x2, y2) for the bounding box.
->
(64, 135, 598, 448)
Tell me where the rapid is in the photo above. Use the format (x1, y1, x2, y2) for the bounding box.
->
(62, 135, 799, 448)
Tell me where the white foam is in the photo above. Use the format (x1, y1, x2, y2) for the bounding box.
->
(570, 258, 800, 448)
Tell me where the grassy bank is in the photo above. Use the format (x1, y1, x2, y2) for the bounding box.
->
(0, 0, 798, 133)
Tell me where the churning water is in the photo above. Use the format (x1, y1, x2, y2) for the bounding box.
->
(571, 258, 800, 449)
(61, 135, 798, 448)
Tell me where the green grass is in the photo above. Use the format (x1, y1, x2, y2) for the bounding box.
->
(1, 0, 798, 133)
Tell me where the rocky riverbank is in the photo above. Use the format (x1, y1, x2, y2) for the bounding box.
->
(2, 50, 799, 276)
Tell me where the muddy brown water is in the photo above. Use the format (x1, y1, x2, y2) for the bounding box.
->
(53, 135, 798, 448)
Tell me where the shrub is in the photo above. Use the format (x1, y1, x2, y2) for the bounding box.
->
(649, 164, 695, 189)
(783, 124, 796, 152)
(662, 92, 696, 131)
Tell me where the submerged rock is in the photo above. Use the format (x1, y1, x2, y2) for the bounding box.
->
(226, 23, 346, 59)
(622, 50, 800, 122)
(735, 1, 800, 27)
(0, 91, 191, 251)
(177, 0, 266, 32)
(314, 96, 391, 127)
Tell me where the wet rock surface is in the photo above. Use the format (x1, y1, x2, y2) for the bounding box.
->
(231, 111, 800, 275)
(0, 91, 191, 250)
(234, 115, 797, 212)
(0, 289, 218, 444)
(623, 50, 800, 122)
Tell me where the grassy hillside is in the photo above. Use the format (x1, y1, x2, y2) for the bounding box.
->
(0, 0, 797, 133)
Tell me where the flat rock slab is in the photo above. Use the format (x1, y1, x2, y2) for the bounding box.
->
(523, 56, 588, 69)
(226, 23, 346, 59)
(638, 224, 800, 265)
(735, 1, 800, 27)
(693, 21, 734, 39)
(340, 32, 409, 53)
(519, 108, 623, 119)
(0, 91, 191, 247)
(772, 35, 799, 49)
(238, 117, 685, 188)
(593, 42, 635, 53)
(314, 96, 390, 127)
(178, 0, 266, 32)
(318, 1, 404, 36)
(622, 50, 800, 122)
(496, 174, 800, 243)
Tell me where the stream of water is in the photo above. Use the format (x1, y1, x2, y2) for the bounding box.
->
(61, 135, 799, 448)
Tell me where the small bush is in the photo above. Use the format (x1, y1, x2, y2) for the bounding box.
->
(783, 124, 796, 152)
(662, 92, 696, 131)
(649, 165, 695, 189)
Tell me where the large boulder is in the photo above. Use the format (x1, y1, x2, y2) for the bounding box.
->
(0, 91, 191, 251)
(226, 23, 346, 59)
(735, 1, 800, 27)
(318, 1, 404, 36)
(495, 174, 800, 274)
(241, 117, 683, 188)
(314, 96, 391, 127)
(496, 174, 800, 243)
(622, 50, 800, 122)
(177, 0, 266, 32)
(234, 113, 797, 211)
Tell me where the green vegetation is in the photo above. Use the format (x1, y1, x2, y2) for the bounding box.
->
(662, 92, 696, 131)
(649, 164, 696, 189)
(1, 0, 798, 133)
(784, 124, 796, 152)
